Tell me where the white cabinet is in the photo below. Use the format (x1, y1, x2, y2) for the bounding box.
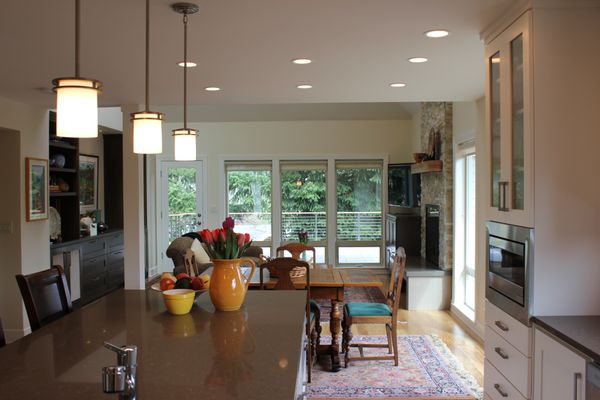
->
(484, 11, 534, 227)
(533, 329, 587, 400)
(485, 301, 533, 399)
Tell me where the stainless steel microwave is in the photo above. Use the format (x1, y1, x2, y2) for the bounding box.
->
(486, 221, 534, 325)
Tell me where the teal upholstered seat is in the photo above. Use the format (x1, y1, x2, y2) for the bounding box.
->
(345, 302, 392, 317)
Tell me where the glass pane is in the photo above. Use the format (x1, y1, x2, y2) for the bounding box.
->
(511, 35, 525, 210)
(280, 247, 325, 264)
(490, 51, 501, 208)
(465, 274, 476, 311)
(227, 169, 272, 241)
(465, 154, 476, 271)
(280, 165, 327, 241)
(338, 247, 380, 264)
(168, 167, 198, 242)
(336, 165, 382, 241)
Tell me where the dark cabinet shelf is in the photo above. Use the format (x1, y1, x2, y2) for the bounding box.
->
(50, 192, 77, 197)
(49, 139, 78, 150)
(50, 167, 77, 173)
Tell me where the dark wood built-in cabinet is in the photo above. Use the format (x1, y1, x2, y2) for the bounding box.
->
(51, 230, 124, 306)
(385, 213, 421, 269)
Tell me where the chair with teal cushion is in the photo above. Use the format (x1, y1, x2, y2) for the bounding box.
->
(342, 247, 406, 367)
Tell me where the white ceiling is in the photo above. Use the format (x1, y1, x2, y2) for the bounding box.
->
(0, 0, 512, 110)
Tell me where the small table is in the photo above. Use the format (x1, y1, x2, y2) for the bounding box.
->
(254, 267, 383, 371)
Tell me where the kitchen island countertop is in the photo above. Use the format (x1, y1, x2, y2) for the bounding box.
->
(0, 289, 307, 399)
(532, 315, 600, 362)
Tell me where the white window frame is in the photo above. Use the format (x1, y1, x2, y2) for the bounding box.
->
(453, 143, 476, 320)
(219, 154, 388, 267)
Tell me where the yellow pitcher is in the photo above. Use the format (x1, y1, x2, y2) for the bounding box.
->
(209, 258, 256, 311)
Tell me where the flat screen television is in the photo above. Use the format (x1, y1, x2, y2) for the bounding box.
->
(388, 163, 421, 207)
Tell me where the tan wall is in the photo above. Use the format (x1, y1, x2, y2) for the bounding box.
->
(0, 95, 50, 341)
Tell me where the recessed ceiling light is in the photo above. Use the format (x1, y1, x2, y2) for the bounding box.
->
(408, 57, 428, 63)
(204, 86, 221, 91)
(424, 29, 449, 38)
(177, 61, 197, 67)
(292, 58, 312, 65)
(390, 82, 407, 88)
(297, 84, 312, 89)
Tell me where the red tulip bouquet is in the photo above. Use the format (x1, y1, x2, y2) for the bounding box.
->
(199, 217, 252, 259)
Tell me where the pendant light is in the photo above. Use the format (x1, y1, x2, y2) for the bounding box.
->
(131, 0, 164, 154)
(172, 3, 199, 161)
(52, 0, 102, 138)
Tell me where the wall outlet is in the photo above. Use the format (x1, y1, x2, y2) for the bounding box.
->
(0, 222, 13, 234)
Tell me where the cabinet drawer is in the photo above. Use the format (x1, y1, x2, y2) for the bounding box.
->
(485, 327, 531, 397)
(81, 255, 106, 278)
(485, 359, 527, 400)
(106, 232, 124, 249)
(107, 248, 124, 265)
(80, 238, 105, 259)
(107, 265, 124, 288)
(486, 301, 532, 356)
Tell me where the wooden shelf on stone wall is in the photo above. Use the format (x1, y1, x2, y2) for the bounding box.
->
(411, 160, 443, 174)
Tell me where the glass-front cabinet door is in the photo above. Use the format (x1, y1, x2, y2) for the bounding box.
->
(485, 10, 533, 227)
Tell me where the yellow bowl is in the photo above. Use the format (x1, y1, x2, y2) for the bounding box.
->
(162, 289, 195, 315)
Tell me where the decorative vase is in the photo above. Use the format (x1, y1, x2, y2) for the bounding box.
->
(209, 258, 256, 311)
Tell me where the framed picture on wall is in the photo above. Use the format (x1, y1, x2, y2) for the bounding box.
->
(79, 154, 99, 215)
(26, 157, 48, 221)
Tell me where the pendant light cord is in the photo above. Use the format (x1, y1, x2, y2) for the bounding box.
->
(145, 0, 150, 110)
(75, 0, 80, 77)
(183, 13, 188, 129)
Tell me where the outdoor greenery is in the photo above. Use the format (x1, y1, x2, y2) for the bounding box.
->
(168, 166, 383, 241)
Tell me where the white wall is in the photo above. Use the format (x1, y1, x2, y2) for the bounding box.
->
(0, 95, 50, 341)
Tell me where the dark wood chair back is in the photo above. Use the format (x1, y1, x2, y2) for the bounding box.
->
(276, 243, 317, 269)
(0, 316, 6, 347)
(15, 265, 73, 331)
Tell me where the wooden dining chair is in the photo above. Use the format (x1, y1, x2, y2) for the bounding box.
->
(0, 315, 6, 347)
(183, 248, 197, 276)
(276, 243, 317, 269)
(258, 257, 320, 382)
(341, 247, 406, 367)
(15, 265, 73, 332)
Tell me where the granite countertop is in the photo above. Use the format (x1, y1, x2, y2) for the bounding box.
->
(405, 256, 451, 277)
(0, 289, 306, 399)
(532, 315, 600, 362)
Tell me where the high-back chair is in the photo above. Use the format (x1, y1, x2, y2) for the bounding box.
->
(0, 315, 6, 347)
(258, 257, 320, 382)
(341, 247, 406, 367)
(276, 243, 317, 269)
(15, 265, 73, 331)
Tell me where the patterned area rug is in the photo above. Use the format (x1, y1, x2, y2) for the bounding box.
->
(308, 335, 483, 400)
(316, 286, 387, 322)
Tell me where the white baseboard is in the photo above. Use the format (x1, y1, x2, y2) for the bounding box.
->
(450, 304, 484, 344)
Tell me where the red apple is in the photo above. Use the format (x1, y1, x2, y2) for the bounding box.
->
(191, 277, 205, 291)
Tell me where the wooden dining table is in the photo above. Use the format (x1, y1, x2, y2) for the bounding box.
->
(253, 267, 383, 371)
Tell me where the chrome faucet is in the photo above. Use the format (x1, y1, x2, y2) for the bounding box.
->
(102, 342, 137, 400)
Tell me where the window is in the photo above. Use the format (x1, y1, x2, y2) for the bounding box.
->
(335, 161, 383, 265)
(226, 162, 272, 252)
(280, 161, 327, 264)
(454, 148, 476, 319)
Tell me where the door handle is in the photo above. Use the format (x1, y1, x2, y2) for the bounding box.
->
(498, 181, 509, 211)
(573, 372, 581, 400)
(494, 320, 509, 332)
(494, 383, 508, 397)
(494, 347, 509, 359)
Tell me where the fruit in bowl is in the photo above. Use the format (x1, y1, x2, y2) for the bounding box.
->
(162, 289, 195, 315)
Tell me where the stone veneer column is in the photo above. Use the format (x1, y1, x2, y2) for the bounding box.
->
(419, 102, 453, 270)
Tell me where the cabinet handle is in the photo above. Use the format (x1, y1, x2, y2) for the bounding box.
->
(494, 347, 509, 359)
(494, 383, 508, 398)
(494, 320, 509, 332)
(499, 181, 509, 211)
(573, 372, 581, 400)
